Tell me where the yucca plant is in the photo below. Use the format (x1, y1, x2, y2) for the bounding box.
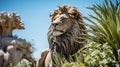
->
(85, 0, 120, 63)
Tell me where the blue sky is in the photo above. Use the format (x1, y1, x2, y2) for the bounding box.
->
(0, 0, 109, 58)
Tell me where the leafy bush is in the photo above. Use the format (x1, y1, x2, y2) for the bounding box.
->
(77, 43, 119, 67)
(14, 59, 32, 67)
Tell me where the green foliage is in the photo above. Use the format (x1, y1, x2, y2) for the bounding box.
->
(14, 59, 33, 67)
(53, 52, 86, 67)
(85, 0, 120, 62)
(63, 62, 86, 67)
(77, 42, 119, 67)
(52, 52, 64, 67)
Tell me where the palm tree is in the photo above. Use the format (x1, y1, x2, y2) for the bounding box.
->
(85, 0, 120, 63)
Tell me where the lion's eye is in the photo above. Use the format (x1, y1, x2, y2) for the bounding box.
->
(61, 17, 66, 21)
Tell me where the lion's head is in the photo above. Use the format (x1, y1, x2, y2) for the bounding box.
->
(48, 5, 86, 58)
(0, 12, 24, 29)
(0, 12, 24, 37)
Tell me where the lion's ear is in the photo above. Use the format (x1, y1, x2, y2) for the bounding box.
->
(50, 10, 57, 22)
(50, 12, 54, 22)
(68, 7, 79, 19)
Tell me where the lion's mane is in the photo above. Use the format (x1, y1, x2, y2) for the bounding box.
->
(48, 5, 87, 58)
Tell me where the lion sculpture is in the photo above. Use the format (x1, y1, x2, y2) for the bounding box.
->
(0, 12, 24, 37)
(0, 12, 35, 67)
(36, 5, 87, 67)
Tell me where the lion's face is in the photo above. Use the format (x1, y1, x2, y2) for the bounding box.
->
(12, 18, 24, 29)
(51, 14, 74, 36)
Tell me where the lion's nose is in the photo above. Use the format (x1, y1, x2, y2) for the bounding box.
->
(52, 23, 59, 27)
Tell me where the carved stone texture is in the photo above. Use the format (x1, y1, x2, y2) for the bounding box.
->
(0, 12, 24, 37)
(0, 12, 35, 67)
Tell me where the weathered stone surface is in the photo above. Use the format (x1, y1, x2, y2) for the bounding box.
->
(0, 12, 35, 67)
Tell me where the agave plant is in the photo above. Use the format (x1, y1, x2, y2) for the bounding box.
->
(85, 0, 120, 63)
